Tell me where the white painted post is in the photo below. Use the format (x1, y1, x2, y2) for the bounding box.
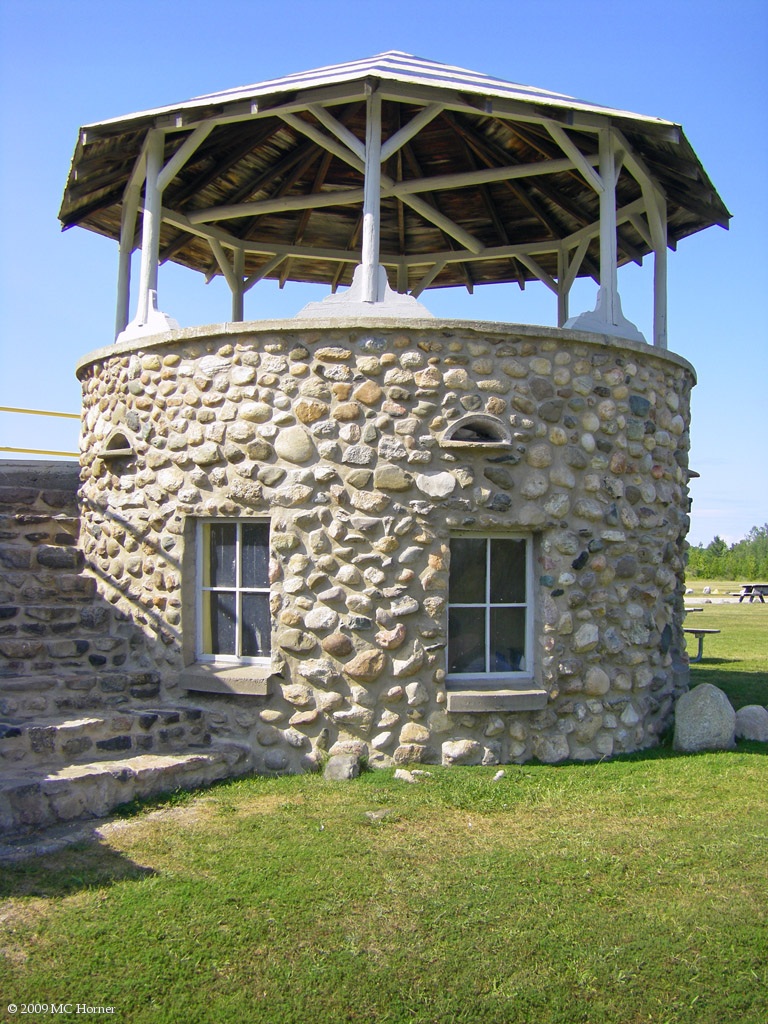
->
(557, 248, 569, 327)
(115, 214, 134, 337)
(598, 129, 619, 326)
(651, 192, 668, 349)
(135, 129, 165, 325)
(232, 247, 245, 322)
(361, 90, 382, 303)
(114, 155, 146, 338)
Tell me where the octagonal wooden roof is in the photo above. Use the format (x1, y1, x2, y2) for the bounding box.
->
(59, 51, 730, 295)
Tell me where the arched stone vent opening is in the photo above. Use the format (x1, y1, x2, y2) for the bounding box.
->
(99, 429, 133, 459)
(441, 415, 511, 449)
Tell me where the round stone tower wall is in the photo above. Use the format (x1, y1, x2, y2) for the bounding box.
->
(75, 318, 695, 770)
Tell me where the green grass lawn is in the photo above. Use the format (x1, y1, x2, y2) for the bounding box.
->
(0, 582, 765, 1024)
(685, 579, 768, 708)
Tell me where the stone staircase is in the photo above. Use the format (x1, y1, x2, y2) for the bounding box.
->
(0, 705, 250, 833)
(0, 461, 252, 835)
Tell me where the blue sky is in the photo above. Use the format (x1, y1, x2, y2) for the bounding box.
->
(0, 0, 766, 547)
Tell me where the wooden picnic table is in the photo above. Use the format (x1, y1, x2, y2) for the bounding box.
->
(731, 583, 768, 603)
(683, 627, 721, 663)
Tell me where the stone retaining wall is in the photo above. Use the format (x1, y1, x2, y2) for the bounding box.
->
(0, 461, 163, 715)
(74, 318, 695, 769)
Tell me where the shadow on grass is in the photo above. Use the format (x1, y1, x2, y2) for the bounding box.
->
(0, 833, 157, 900)
(692, 669, 768, 709)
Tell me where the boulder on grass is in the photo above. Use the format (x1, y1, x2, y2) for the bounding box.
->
(673, 684, 736, 752)
(735, 705, 768, 742)
(323, 753, 361, 781)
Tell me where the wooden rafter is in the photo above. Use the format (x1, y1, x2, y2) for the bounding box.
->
(504, 121, 645, 266)
(280, 150, 334, 286)
(401, 139, 475, 293)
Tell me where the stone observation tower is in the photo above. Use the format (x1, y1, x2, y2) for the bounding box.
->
(57, 52, 729, 773)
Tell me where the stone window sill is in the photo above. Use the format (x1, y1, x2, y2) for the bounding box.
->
(445, 686, 548, 713)
(179, 663, 278, 696)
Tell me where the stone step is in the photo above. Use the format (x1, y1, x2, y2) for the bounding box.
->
(0, 742, 252, 834)
(0, 707, 211, 768)
(0, 671, 164, 718)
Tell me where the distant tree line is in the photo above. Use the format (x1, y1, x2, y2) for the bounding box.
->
(686, 524, 768, 580)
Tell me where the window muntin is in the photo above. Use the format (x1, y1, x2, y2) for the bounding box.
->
(447, 536, 531, 679)
(198, 520, 271, 663)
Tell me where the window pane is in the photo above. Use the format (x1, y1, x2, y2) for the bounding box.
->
(490, 607, 526, 672)
(207, 523, 236, 588)
(241, 523, 270, 588)
(449, 538, 486, 603)
(241, 593, 271, 657)
(490, 539, 526, 603)
(448, 607, 486, 674)
(206, 591, 237, 655)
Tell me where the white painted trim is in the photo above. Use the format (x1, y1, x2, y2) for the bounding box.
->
(446, 534, 533, 684)
(196, 518, 272, 665)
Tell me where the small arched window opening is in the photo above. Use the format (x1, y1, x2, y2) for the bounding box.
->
(99, 429, 133, 459)
(441, 415, 511, 449)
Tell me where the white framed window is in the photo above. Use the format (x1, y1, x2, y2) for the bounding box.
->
(447, 535, 532, 684)
(196, 519, 271, 664)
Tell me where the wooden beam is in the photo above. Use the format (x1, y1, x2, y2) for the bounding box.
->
(278, 111, 364, 173)
(243, 254, 286, 292)
(209, 238, 239, 292)
(395, 187, 484, 254)
(184, 154, 600, 226)
(187, 188, 366, 224)
(161, 195, 646, 274)
(401, 141, 478, 292)
(157, 123, 215, 192)
(280, 151, 334, 289)
(515, 254, 557, 294)
(308, 103, 366, 162)
(545, 122, 604, 194)
(629, 213, 653, 249)
(388, 155, 599, 196)
(562, 236, 591, 293)
(411, 258, 448, 297)
(380, 103, 443, 162)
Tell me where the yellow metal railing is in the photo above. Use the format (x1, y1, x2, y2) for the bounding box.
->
(0, 406, 80, 458)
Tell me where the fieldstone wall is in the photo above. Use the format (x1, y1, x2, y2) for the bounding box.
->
(74, 318, 695, 770)
(0, 461, 165, 717)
